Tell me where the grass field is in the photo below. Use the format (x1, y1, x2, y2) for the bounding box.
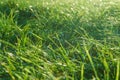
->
(0, 0, 120, 80)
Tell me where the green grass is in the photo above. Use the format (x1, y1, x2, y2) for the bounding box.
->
(0, 0, 120, 80)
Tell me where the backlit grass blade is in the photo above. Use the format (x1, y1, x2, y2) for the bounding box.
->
(81, 63, 84, 80)
(116, 60, 120, 80)
(0, 39, 17, 50)
(83, 41, 100, 80)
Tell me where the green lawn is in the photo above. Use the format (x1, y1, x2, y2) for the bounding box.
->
(0, 0, 120, 80)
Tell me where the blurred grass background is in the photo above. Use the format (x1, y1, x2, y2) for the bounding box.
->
(0, 0, 120, 80)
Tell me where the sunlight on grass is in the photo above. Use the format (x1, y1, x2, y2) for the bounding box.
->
(0, 0, 120, 80)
